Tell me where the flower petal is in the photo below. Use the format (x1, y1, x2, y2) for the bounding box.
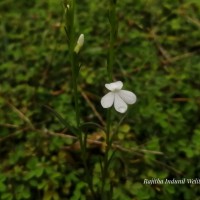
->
(101, 92, 114, 108)
(114, 93, 127, 113)
(105, 81, 123, 91)
(119, 90, 137, 104)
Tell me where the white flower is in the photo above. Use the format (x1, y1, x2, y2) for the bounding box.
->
(74, 34, 84, 53)
(101, 81, 137, 113)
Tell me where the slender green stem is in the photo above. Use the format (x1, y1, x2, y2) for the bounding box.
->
(107, 0, 117, 81)
(66, 1, 95, 199)
(108, 26, 115, 81)
(71, 57, 80, 127)
(101, 1, 118, 199)
(68, 0, 80, 128)
(106, 109, 111, 145)
(101, 109, 111, 199)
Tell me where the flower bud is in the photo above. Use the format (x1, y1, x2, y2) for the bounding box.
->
(74, 34, 84, 53)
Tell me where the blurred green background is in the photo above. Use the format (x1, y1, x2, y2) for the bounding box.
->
(0, 0, 200, 199)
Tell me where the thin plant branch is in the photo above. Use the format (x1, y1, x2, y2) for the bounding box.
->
(6, 101, 34, 129)
(80, 89, 105, 126)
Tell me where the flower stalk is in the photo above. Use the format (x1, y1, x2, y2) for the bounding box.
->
(100, 0, 118, 199)
(64, 1, 96, 199)
(107, 0, 118, 81)
(65, 0, 80, 127)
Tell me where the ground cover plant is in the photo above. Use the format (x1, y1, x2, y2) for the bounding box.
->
(0, 0, 200, 199)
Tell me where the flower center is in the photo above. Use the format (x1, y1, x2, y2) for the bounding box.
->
(112, 89, 120, 92)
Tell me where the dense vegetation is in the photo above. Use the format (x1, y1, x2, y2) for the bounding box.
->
(0, 0, 200, 199)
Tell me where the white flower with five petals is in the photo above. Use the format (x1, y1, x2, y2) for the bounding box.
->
(101, 81, 137, 113)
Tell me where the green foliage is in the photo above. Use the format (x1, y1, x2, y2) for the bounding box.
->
(1, 0, 200, 199)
